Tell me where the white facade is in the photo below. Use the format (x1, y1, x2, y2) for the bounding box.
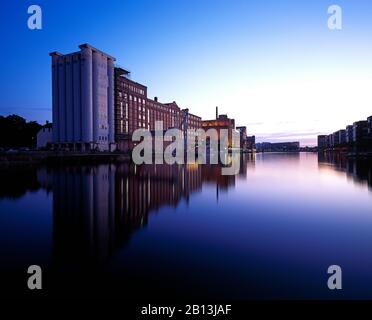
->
(50, 44, 116, 151)
(37, 126, 53, 149)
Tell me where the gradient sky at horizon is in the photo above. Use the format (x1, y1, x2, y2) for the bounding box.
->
(1, 0, 372, 146)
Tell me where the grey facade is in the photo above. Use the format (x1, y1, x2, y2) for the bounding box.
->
(50, 44, 116, 151)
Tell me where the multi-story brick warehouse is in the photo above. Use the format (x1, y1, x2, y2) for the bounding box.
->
(114, 67, 202, 151)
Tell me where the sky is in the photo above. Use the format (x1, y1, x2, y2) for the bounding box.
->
(1, 0, 372, 146)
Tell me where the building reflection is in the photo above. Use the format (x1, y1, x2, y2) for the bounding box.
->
(113, 163, 202, 251)
(43, 156, 253, 264)
(318, 153, 372, 191)
(0, 156, 254, 265)
(52, 165, 116, 264)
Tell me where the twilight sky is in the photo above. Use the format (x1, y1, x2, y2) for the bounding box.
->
(1, 0, 372, 146)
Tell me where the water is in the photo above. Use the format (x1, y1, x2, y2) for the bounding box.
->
(1, 153, 372, 299)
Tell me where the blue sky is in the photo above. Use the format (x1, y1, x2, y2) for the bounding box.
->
(1, 0, 372, 145)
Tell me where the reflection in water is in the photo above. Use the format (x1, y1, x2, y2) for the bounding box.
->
(2, 153, 372, 299)
(318, 153, 372, 191)
(52, 165, 116, 264)
(0, 166, 50, 199)
(39, 155, 253, 265)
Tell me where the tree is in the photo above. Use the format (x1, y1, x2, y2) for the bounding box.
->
(0, 114, 42, 148)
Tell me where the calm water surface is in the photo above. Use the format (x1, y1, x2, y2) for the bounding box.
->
(1, 153, 372, 299)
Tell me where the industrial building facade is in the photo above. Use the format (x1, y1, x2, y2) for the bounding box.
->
(318, 115, 372, 153)
(202, 108, 236, 148)
(50, 44, 116, 151)
(50, 44, 202, 152)
(114, 67, 202, 152)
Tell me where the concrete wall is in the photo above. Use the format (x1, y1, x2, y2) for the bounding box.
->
(37, 127, 53, 149)
(50, 44, 116, 151)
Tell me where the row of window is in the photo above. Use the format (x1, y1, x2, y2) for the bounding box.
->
(98, 135, 108, 141)
(121, 83, 145, 96)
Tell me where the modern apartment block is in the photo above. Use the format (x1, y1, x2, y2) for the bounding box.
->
(353, 121, 368, 142)
(50, 44, 116, 151)
(317, 135, 327, 150)
(114, 67, 202, 151)
(346, 125, 353, 143)
(330, 129, 346, 146)
(318, 115, 372, 153)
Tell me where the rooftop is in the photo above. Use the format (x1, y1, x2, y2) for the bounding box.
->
(49, 43, 116, 61)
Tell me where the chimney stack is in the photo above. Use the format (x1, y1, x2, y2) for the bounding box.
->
(216, 106, 219, 119)
(154, 97, 158, 102)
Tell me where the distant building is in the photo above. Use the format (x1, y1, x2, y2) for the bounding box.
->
(332, 131, 340, 146)
(236, 126, 247, 150)
(202, 108, 236, 148)
(50, 44, 116, 151)
(256, 142, 300, 152)
(346, 125, 353, 144)
(36, 122, 53, 149)
(323, 115, 372, 154)
(328, 134, 334, 148)
(338, 129, 346, 145)
(353, 121, 368, 143)
(317, 135, 327, 150)
(247, 135, 256, 151)
(326, 130, 346, 148)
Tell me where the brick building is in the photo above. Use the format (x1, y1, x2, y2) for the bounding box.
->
(114, 67, 202, 151)
(202, 108, 236, 148)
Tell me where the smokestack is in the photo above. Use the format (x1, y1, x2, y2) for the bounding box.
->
(154, 97, 158, 102)
(216, 106, 218, 119)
